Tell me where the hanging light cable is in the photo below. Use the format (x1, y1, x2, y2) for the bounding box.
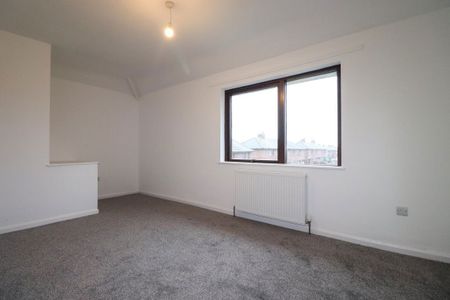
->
(164, 1, 175, 39)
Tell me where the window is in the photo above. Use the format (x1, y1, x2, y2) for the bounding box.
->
(224, 65, 341, 166)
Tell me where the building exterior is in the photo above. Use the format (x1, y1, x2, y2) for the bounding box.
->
(232, 133, 337, 165)
(231, 140, 253, 159)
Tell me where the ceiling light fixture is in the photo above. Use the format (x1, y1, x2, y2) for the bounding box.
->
(164, 1, 175, 39)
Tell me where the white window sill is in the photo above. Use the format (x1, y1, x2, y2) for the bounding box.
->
(218, 161, 345, 170)
(47, 161, 99, 167)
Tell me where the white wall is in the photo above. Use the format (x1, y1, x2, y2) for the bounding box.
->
(50, 78, 139, 199)
(139, 8, 450, 262)
(0, 31, 98, 233)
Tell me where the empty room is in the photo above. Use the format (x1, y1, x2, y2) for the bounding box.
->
(1, 0, 450, 299)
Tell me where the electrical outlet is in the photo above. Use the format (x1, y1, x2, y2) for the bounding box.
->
(396, 206, 408, 217)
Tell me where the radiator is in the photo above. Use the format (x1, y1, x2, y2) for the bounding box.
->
(234, 168, 308, 231)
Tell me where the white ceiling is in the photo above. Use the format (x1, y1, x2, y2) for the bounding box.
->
(1, 0, 449, 96)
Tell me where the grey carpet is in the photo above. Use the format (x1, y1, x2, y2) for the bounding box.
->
(0, 194, 449, 300)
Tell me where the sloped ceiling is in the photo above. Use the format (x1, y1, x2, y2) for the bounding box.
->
(1, 0, 449, 97)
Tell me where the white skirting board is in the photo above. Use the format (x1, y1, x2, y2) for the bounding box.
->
(312, 228, 450, 264)
(0, 209, 99, 235)
(234, 209, 309, 232)
(140, 191, 450, 264)
(140, 191, 233, 216)
(98, 191, 139, 200)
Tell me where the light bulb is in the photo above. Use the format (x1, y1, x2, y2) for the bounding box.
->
(164, 25, 174, 39)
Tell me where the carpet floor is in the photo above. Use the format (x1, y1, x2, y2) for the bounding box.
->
(0, 194, 449, 299)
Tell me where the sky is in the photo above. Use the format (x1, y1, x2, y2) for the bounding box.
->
(231, 73, 338, 146)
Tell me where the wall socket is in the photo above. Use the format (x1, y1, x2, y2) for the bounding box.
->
(396, 206, 408, 217)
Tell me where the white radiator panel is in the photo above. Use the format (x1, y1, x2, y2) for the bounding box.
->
(235, 169, 307, 230)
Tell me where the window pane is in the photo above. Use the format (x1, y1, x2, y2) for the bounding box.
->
(231, 87, 278, 160)
(286, 72, 338, 166)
